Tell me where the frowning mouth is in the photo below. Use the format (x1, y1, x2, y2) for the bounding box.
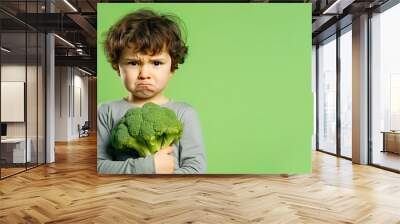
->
(136, 83, 152, 86)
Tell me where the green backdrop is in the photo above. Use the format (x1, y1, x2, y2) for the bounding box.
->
(97, 3, 312, 174)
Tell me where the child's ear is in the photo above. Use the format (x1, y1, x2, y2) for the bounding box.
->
(169, 68, 176, 77)
(114, 64, 121, 76)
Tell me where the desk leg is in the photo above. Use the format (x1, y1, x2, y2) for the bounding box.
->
(382, 133, 386, 152)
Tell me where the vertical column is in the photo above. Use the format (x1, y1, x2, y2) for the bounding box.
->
(312, 45, 317, 150)
(336, 30, 341, 156)
(352, 14, 369, 164)
(46, 0, 55, 163)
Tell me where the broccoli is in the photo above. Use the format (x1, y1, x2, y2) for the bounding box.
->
(110, 102, 183, 157)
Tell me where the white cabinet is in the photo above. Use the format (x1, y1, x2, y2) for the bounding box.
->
(1, 138, 32, 163)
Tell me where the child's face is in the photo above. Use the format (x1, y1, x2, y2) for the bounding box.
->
(117, 47, 174, 100)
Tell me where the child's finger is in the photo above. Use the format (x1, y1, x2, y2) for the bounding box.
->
(161, 145, 174, 154)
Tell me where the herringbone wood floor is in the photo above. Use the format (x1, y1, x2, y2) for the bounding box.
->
(1, 134, 400, 224)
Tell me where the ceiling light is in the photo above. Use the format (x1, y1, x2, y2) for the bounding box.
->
(322, 0, 354, 15)
(63, 0, 78, 12)
(1, 47, 11, 53)
(54, 34, 75, 48)
(77, 67, 92, 76)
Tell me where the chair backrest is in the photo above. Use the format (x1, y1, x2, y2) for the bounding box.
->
(82, 121, 90, 129)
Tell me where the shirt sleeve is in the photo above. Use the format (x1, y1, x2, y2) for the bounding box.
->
(96, 104, 156, 174)
(173, 106, 207, 174)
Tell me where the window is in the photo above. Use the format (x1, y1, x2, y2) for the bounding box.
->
(317, 35, 337, 154)
(339, 27, 352, 158)
(371, 2, 400, 171)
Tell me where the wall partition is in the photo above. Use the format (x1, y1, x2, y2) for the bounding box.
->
(0, 1, 46, 179)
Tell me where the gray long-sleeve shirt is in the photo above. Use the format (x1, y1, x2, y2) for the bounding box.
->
(97, 99, 207, 174)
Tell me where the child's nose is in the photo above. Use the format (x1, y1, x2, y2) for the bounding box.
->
(138, 65, 151, 79)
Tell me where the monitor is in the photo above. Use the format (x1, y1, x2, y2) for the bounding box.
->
(1, 123, 7, 137)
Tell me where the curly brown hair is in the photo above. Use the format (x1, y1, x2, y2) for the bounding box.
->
(103, 9, 188, 72)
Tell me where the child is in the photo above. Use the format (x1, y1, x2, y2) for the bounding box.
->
(97, 9, 207, 174)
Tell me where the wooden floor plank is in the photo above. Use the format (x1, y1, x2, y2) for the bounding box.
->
(0, 134, 399, 223)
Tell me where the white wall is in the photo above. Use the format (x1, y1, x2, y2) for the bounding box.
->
(1, 65, 38, 137)
(1, 65, 26, 139)
(71, 71, 89, 139)
(1, 64, 25, 81)
(55, 66, 68, 141)
(1, 63, 46, 164)
(54, 67, 89, 141)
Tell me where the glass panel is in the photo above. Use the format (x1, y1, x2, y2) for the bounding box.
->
(26, 0, 39, 169)
(27, 31, 38, 169)
(371, 3, 400, 171)
(340, 28, 352, 158)
(38, 32, 45, 165)
(0, 0, 46, 178)
(0, 14, 27, 178)
(318, 36, 337, 154)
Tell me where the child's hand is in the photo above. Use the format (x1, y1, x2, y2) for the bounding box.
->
(154, 146, 175, 174)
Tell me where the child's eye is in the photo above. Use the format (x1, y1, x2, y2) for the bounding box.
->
(153, 61, 163, 66)
(128, 61, 139, 66)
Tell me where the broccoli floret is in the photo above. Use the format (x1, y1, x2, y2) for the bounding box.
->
(110, 102, 183, 157)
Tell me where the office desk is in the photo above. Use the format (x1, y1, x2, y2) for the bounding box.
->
(1, 138, 31, 163)
(381, 131, 400, 154)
